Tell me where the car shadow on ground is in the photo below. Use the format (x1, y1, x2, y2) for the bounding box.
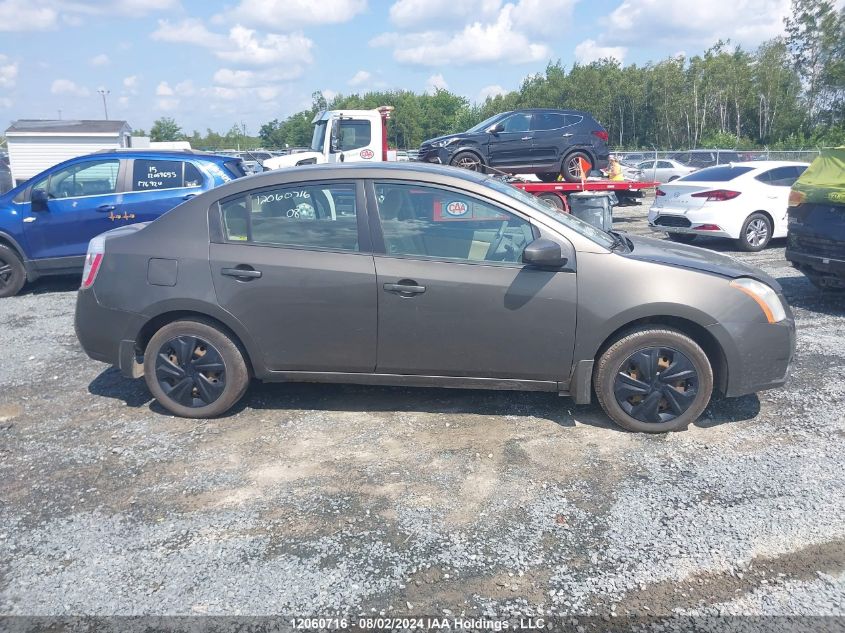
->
(88, 367, 759, 433)
(20, 275, 80, 295)
(776, 274, 845, 316)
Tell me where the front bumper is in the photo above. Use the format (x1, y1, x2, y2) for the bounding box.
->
(713, 316, 796, 397)
(417, 146, 449, 164)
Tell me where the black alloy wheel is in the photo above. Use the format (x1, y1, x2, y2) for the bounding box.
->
(450, 151, 483, 172)
(613, 346, 699, 424)
(0, 245, 26, 298)
(155, 336, 227, 408)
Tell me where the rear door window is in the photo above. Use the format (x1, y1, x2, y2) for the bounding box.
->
(220, 182, 359, 251)
(132, 159, 195, 191)
(533, 113, 568, 131)
(679, 165, 754, 182)
(757, 165, 806, 187)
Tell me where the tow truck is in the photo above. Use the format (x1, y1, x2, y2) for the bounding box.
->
(263, 106, 658, 210)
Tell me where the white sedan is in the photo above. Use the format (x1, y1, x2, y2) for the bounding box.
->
(636, 158, 696, 183)
(647, 161, 808, 251)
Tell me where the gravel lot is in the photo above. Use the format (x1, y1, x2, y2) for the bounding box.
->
(1, 196, 843, 629)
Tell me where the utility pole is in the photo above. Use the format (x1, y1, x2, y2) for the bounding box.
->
(97, 89, 110, 120)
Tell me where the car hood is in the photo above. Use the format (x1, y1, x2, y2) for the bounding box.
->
(422, 133, 466, 146)
(623, 234, 781, 289)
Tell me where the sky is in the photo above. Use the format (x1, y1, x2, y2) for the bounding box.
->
(0, 0, 818, 135)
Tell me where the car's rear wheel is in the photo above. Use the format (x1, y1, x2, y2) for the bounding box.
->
(739, 213, 772, 251)
(594, 328, 713, 433)
(667, 233, 697, 244)
(144, 319, 249, 418)
(562, 151, 592, 183)
(450, 151, 484, 172)
(536, 193, 565, 210)
(0, 245, 26, 298)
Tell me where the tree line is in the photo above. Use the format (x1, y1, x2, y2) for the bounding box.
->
(154, 0, 844, 151)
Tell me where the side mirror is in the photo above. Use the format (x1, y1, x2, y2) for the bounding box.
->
(522, 237, 573, 269)
(31, 188, 49, 212)
(486, 122, 503, 135)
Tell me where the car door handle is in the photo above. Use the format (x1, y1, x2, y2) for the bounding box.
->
(383, 282, 426, 295)
(182, 194, 197, 200)
(221, 267, 262, 279)
(521, 136, 533, 141)
(97, 204, 116, 212)
(561, 133, 574, 138)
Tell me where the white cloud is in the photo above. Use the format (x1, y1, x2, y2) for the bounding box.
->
(50, 78, 89, 97)
(89, 53, 109, 67)
(389, 0, 501, 28)
(511, 0, 578, 37)
(0, 55, 18, 88)
(373, 2, 553, 66)
(156, 81, 174, 96)
(218, 26, 313, 67)
(117, 95, 130, 107)
(0, 0, 56, 31)
(213, 68, 256, 88)
(123, 75, 139, 94)
(476, 84, 507, 101)
(322, 88, 337, 101)
(217, 0, 366, 29)
(602, 0, 792, 47)
(174, 80, 196, 96)
(348, 70, 371, 86)
(425, 73, 448, 93)
(0, 0, 179, 31)
(0, 97, 13, 108)
(573, 39, 627, 64)
(256, 86, 279, 101)
(151, 18, 227, 48)
(157, 97, 179, 111)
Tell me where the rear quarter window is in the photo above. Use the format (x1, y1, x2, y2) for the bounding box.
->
(679, 166, 754, 182)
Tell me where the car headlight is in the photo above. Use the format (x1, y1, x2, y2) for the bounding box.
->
(729, 278, 787, 324)
(431, 138, 458, 148)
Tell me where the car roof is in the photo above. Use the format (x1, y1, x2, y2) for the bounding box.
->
(89, 149, 233, 163)
(699, 160, 809, 169)
(255, 161, 491, 184)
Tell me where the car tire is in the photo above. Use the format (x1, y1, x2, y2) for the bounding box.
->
(536, 193, 564, 210)
(739, 213, 772, 251)
(562, 151, 592, 183)
(0, 244, 26, 298)
(535, 173, 559, 183)
(144, 319, 250, 418)
(667, 233, 697, 244)
(594, 327, 714, 433)
(450, 151, 484, 172)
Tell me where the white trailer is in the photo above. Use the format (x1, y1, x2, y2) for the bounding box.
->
(4, 119, 132, 186)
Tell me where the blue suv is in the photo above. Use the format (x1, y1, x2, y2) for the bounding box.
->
(0, 150, 247, 297)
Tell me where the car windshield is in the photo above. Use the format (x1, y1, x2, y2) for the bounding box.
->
(465, 113, 508, 134)
(311, 120, 327, 152)
(483, 177, 616, 249)
(678, 165, 754, 182)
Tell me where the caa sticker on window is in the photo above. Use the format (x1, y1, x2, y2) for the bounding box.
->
(445, 201, 469, 217)
(360, 149, 375, 159)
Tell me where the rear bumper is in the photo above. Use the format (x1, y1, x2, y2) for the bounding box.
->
(786, 248, 845, 277)
(648, 222, 733, 239)
(75, 288, 145, 375)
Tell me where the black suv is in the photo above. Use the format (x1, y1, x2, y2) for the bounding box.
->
(418, 109, 609, 183)
(785, 148, 845, 290)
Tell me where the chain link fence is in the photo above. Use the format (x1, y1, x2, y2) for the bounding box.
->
(614, 149, 824, 165)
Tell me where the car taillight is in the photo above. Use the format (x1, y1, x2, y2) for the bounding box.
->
(690, 189, 741, 202)
(81, 235, 105, 289)
(592, 130, 609, 142)
(693, 224, 723, 231)
(788, 190, 806, 207)
(655, 189, 666, 196)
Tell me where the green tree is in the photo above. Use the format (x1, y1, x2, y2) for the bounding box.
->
(150, 117, 182, 142)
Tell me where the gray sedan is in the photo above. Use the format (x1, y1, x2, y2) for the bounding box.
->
(75, 163, 794, 433)
(637, 158, 696, 182)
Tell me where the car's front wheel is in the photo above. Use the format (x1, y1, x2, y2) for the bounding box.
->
(739, 213, 772, 251)
(0, 244, 26, 298)
(450, 151, 484, 172)
(594, 328, 714, 433)
(144, 319, 250, 418)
